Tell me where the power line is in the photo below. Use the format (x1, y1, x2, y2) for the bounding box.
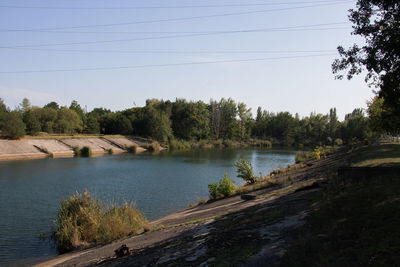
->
(0, 23, 351, 48)
(0, 22, 350, 34)
(0, 2, 352, 31)
(0, 53, 337, 74)
(4, 47, 336, 54)
(0, 0, 351, 10)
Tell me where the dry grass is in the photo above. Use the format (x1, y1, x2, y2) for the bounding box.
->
(55, 191, 149, 253)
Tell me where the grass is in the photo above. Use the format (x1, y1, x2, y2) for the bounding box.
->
(279, 144, 400, 266)
(55, 191, 149, 253)
(351, 143, 400, 167)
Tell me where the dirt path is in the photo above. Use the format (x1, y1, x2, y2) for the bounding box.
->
(35, 150, 349, 267)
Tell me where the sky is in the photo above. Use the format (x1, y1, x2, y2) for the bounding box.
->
(0, 0, 374, 120)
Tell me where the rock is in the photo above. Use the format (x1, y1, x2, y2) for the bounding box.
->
(114, 244, 129, 258)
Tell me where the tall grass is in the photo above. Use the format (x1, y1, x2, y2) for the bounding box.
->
(55, 191, 148, 252)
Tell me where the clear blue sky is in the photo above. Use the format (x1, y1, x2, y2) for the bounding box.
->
(0, 0, 372, 120)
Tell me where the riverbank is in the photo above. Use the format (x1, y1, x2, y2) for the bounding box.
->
(35, 147, 352, 266)
(0, 136, 151, 161)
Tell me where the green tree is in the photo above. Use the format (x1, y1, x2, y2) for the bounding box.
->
(69, 100, 86, 131)
(0, 98, 7, 130)
(55, 107, 83, 134)
(23, 109, 41, 135)
(2, 111, 26, 139)
(237, 102, 252, 140)
(34, 107, 58, 133)
(332, 0, 400, 131)
(44, 101, 60, 110)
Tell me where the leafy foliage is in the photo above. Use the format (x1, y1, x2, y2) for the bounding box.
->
(235, 159, 257, 184)
(332, 0, 400, 132)
(208, 173, 237, 199)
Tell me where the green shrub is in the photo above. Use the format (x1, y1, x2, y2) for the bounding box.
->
(127, 145, 137, 154)
(80, 146, 92, 157)
(208, 173, 236, 199)
(208, 182, 219, 199)
(334, 138, 343, 146)
(218, 173, 236, 197)
(169, 139, 191, 150)
(148, 141, 160, 152)
(107, 148, 113, 155)
(295, 151, 309, 163)
(55, 191, 148, 252)
(73, 146, 80, 156)
(235, 159, 256, 184)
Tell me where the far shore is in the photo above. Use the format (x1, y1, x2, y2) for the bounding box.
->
(0, 136, 151, 161)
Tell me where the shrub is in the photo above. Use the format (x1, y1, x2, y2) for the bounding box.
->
(334, 138, 343, 146)
(107, 149, 113, 155)
(208, 182, 219, 199)
(148, 141, 160, 152)
(55, 191, 148, 252)
(73, 146, 80, 156)
(218, 173, 236, 197)
(127, 145, 137, 154)
(208, 173, 237, 199)
(80, 146, 92, 157)
(295, 151, 309, 163)
(235, 159, 256, 184)
(169, 139, 191, 150)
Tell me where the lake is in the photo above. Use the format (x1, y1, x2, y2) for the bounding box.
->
(0, 148, 296, 266)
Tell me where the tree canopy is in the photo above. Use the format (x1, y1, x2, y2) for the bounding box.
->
(332, 0, 400, 131)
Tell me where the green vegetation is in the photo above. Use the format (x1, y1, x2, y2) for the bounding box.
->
(208, 173, 236, 200)
(0, 98, 377, 148)
(235, 159, 257, 184)
(2, 111, 26, 139)
(280, 144, 400, 266)
(127, 145, 137, 154)
(80, 146, 92, 157)
(351, 143, 400, 167)
(55, 191, 148, 252)
(332, 0, 400, 134)
(280, 172, 400, 266)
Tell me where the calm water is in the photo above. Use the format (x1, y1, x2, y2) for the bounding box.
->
(0, 148, 296, 266)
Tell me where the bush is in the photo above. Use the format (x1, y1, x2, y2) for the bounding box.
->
(55, 191, 148, 252)
(208, 173, 236, 199)
(235, 159, 256, 184)
(127, 145, 137, 154)
(334, 138, 343, 146)
(169, 139, 191, 150)
(148, 141, 160, 152)
(208, 182, 219, 199)
(107, 148, 113, 155)
(73, 146, 80, 156)
(80, 146, 92, 157)
(218, 173, 236, 197)
(295, 151, 309, 163)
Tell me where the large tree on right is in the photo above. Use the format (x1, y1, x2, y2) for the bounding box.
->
(332, 0, 399, 133)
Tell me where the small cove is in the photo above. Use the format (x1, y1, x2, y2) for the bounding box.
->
(0, 148, 296, 266)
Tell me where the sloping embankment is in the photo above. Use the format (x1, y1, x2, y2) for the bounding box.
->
(0, 137, 146, 161)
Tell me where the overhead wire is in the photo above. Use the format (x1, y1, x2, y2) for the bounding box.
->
(0, 23, 351, 48)
(0, 0, 351, 10)
(0, 1, 352, 31)
(0, 53, 337, 74)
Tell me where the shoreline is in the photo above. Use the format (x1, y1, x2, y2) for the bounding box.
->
(0, 136, 149, 161)
(34, 149, 351, 267)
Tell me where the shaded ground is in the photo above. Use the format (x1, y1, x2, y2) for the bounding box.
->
(279, 144, 400, 266)
(37, 149, 350, 267)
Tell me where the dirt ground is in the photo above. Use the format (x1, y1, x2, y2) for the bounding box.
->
(36, 150, 350, 267)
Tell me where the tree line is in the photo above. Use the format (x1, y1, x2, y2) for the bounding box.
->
(0, 97, 384, 146)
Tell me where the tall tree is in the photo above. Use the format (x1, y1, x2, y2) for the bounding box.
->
(2, 111, 26, 139)
(332, 0, 400, 131)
